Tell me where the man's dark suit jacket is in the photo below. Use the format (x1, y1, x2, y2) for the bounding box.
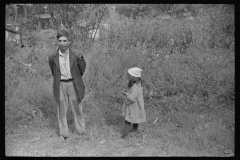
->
(48, 48, 86, 104)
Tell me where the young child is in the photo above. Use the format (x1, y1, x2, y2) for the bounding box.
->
(121, 67, 147, 138)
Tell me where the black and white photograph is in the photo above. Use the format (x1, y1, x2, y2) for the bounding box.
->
(5, 4, 235, 157)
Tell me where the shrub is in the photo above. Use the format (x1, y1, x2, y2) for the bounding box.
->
(86, 5, 234, 117)
(5, 72, 56, 129)
(5, 31, 57, 131)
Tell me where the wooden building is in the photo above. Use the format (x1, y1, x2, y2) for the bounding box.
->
(6, 4, 28, 21)
(37, 13, 53, 29)
(5, 19, 23, 47)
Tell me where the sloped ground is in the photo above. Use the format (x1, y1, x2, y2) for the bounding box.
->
(5, 29, 234, 157)
(5, 94, 234, 157)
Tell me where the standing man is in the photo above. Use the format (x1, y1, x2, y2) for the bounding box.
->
(48, 30, 86, 140)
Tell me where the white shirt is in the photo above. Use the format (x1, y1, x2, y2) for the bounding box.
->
(59, 49, 72, 80)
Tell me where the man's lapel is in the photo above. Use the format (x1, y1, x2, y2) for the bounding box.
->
(53, 49, 60, 72)
(69, 48, 74, 69)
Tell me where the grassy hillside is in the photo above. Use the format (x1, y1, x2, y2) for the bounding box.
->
(5, 5, 234, 156)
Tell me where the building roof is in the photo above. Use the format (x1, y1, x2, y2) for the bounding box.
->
(6, 19, 21, 26)
(38, 13, 52, 19)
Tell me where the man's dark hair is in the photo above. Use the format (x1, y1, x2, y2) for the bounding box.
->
(128, 77, 142, 89)
(57, 30, 71, 41)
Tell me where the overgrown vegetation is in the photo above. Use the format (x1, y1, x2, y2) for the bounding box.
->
(5, 4, 234, 156)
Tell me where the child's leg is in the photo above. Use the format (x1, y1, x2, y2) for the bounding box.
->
(133, 123, 138, 131)
(121, 120, 132, 138)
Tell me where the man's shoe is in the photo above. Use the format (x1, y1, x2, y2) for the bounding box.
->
(60, 136, 68, 140)
(76, 130, 87, 135)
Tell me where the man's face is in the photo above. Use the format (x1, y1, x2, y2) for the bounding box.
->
(58, 36, 70, 52)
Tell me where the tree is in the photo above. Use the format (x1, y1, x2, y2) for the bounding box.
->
(18, 4, 108, 51)
(115, 4, 190, 19)
(116, 4, 161, 19)
(47, 4, 108, 50)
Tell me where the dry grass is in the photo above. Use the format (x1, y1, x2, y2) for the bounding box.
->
(5, 8, 234, 156)
(5, 89, 234, 156)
